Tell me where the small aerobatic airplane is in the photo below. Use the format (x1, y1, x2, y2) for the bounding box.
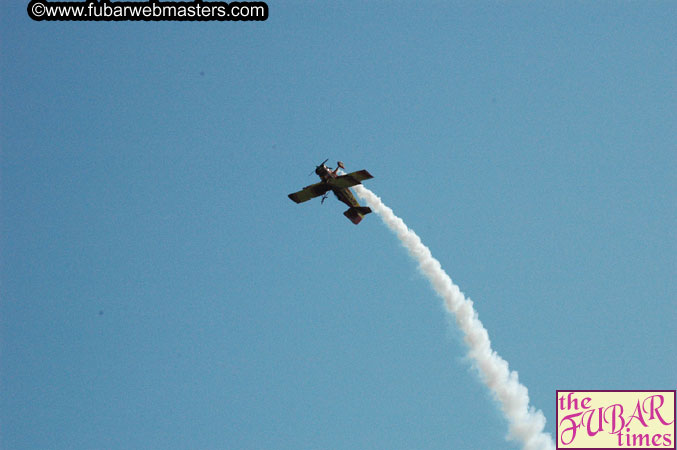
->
(288, 160, 374, 224)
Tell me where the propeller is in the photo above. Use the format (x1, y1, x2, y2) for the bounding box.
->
(309, 158, 330, 175)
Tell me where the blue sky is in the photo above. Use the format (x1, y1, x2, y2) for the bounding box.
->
(2, 2, 675, 449)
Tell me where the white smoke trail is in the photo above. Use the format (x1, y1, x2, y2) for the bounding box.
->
(354, 184, 554, 450)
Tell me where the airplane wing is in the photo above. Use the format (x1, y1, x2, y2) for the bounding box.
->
(327, 170, 374, 189)
(288, 182, 330, 204)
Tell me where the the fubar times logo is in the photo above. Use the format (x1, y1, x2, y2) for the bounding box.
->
(556, 390, 676, 449)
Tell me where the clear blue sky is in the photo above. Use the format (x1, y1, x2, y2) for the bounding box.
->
(2, 2, 675, 449)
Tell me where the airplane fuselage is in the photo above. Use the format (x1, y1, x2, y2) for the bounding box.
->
(314, 164, 360, 208)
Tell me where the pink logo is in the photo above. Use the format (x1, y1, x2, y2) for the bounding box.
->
(556, 390, 675, 449)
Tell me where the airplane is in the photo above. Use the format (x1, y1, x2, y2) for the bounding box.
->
(288, 160, 374, 224)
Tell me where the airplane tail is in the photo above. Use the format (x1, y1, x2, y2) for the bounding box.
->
(343, 206, 372, 225)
